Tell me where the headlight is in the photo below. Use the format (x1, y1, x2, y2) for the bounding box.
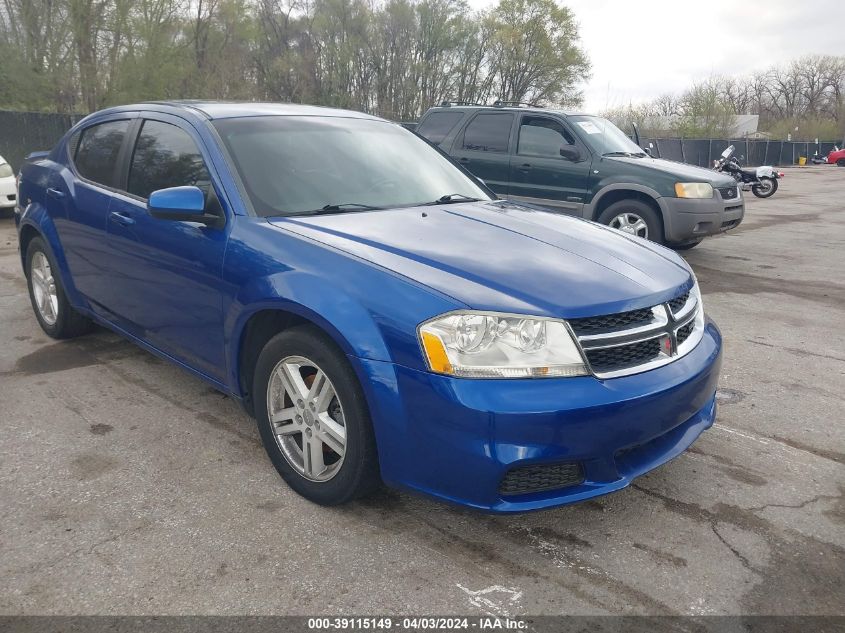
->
(690, 276, 705, 323)
(418, 312, 588, 378)
(674, 182, 713, 199)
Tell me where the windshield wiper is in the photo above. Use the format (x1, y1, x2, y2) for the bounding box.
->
(301, 203, 384, 215)
(420, 193, 482, 206)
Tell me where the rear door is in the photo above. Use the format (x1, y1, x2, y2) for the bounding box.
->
(60, 117, 135, 310)
(508, 114, 592, 216)
(102, 115, 229, 381)
(448, 111, 515, 196)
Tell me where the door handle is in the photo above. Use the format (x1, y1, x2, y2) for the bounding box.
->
(109, 211, 135, 227)
(46, 188, 65, 200)
(518, 163, 532, 171)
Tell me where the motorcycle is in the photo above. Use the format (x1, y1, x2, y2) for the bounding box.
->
(713, 145, 783, 198)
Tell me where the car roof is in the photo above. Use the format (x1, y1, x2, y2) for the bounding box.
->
(424, 104, 592, 117)
(86, 101, 385, 122)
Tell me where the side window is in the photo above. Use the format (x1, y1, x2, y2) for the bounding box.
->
(461, 113, 514, 153)
(416, 111, 464, 144)
(518, 117, 575, 158)
(74, 120, 130, 187)
(128, 120, 211, 200)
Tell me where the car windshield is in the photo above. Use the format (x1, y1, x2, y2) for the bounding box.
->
(0, 162, 13, 178)
(567, 116, 646, 157)
(212, 116, 491, 216)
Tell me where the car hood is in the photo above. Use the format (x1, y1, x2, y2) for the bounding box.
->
(608, 156, 736, 187)
(269, 201, 693, 318)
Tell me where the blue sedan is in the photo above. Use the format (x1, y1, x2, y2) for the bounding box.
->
(16, 102, 721, 512)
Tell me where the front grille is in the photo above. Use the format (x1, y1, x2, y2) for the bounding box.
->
(568, 289, 702, 378)
(718, 186, 738, 200)
(7, 194, 15, 201)
(676, 321, 694, 345)
(667, 291, 689, 314)
(568, 307, 653, 335)
(721, 218, 740, 230)
(499, 462, 584, 496)
(585, 338, 662, 373)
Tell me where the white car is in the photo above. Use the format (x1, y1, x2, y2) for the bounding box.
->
(0, 155, 16, 211)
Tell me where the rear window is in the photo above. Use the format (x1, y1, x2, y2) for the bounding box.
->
(461, 113, 514, 153)
(416, 111, 464, 144)
(74, 120, 130, 187)
(0, 163, 12, 178)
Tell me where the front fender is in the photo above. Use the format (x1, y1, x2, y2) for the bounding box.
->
(226, 269, 393, 374)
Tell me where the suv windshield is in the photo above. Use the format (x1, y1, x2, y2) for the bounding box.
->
(213, 116, 491, 216)
(568, 116, 645, 157)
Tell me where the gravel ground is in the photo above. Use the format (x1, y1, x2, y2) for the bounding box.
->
(0, 167, 842, 616)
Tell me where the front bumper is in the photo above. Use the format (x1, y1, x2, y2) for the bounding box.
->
(358, 320, 722, 513)
(662, 192, 744, 243)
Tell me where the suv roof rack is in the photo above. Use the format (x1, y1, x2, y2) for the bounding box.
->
(492, 100, 542, 108)
(438, 101, 483, 107)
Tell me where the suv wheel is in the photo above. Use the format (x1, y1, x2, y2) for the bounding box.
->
(25, 237, 93, 339)
(598, 199, 663, 243)
(253, 325, 381, 505)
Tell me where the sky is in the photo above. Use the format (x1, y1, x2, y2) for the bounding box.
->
(465, 0, 845, 112)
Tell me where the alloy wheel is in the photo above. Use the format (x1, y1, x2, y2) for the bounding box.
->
(31, 251, 59, 326)
(609, 212, 649, 238)
(266, 355, 347, 482)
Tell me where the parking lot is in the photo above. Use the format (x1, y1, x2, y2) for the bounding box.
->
(0, 168, 842, 616)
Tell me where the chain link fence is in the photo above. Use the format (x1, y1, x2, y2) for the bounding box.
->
(1, 110, 840, 172)
(639, 138, 839, 167)
(0, 111, 82, 170)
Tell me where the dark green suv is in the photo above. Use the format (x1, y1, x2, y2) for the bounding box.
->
(416, 103, 745, 249)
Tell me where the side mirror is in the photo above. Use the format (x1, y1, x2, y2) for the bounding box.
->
(560, 146, 581, 162)
(644, 147, 652, 156)
(148, 186, 221, 226)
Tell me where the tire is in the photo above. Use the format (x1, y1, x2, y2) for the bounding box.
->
(597, 198, 664, 244)
(25, 237, 93, 339)
(752, 177, 778, 198)
(837, 159, 845, 167)
(253, 325, 381, 505)
(670, 239, 703, 251)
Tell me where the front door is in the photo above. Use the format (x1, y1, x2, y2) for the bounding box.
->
(448, 111, 515, 197)
(507, 114, 592, 216)
(103, 116, 229, 382)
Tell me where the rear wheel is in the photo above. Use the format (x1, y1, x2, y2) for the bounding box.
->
(598, 199, 664, 243)
(752, 177, 778, 198)
(25, 237, 92, 339)
(253, 325, 381, 505)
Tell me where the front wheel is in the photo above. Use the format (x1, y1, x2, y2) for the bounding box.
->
(253, 325, 381, 505)
(597, 199, 664, 243)
(752, 177, 778, 198)
(837, 159, 845, 167)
